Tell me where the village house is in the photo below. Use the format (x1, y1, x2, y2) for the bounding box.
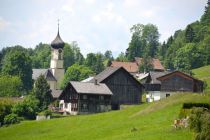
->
(111, 61, 139, 75)
(144, 71, 204, 102)
(134, 57, 165, 72)
(88, 67, 144, 110)
(59, 81, 112, 115)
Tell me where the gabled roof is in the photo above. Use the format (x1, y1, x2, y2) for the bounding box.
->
(111, 61, 139, 73)
(32, 69, 56, 81)
(135, 57, 165, 71)
(157, 70, 203, 83)
(148, 71, 170, 84)
(90, 67, 120, 83)
(70, 81, 112, 95)
(90, 67, 144, 88)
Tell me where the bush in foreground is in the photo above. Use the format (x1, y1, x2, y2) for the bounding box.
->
(189, 107, 210, 140)
(3, 114, 20, 125)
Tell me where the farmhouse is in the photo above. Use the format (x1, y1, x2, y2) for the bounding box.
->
(157, 71, 203, 92)
(135, 57, 165, 72)
(144, 71, 204, 102)
(89, 67, 144, 109)
(59, 81, 112, 115)
(111, 61, 139, 74)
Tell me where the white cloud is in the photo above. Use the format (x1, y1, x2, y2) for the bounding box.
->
(62, 0, 75, 14)
(0, 17, 10, 31)
(92, 2, 126, 24)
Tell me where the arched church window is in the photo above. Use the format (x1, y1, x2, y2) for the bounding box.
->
(58, 49, 62, 60)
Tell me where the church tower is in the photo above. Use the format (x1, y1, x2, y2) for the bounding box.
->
(50, 23, 65, 89)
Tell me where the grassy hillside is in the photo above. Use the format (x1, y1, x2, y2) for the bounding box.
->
(193, 65, 210, 93)
(0, 93, 209, 140)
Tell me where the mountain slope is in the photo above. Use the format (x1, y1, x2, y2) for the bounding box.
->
(0, 93, 209, 140)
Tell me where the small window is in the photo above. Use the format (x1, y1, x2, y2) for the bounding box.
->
(83, 95, 87, 100)
(82, 103, 87, 109)
(58, 49, 62, 60)
(166, 94, 170, 98)
(100, 96, 104, 100)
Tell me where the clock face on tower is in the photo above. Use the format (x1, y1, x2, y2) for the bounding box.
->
(58, 49, 62, 53)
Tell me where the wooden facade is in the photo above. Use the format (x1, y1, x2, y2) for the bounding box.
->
(92, 67, 144, 109)
(157, 71, 203, 92)
(59, 82, 112, 114)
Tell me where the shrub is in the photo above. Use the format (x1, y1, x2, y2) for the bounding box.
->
(189, 107, 210, 140)
(0, 98, 15, 124)
(12, 95, 39, 119)
(182, 103, 210, 109)
(38, 110, 52, 116)
(3, 114, 20, 125)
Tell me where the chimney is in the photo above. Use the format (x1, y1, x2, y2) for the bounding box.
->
(94, 78, 98, 85)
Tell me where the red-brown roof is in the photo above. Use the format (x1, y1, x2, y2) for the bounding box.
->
(111, 61, 139, 73)
(157, 70, 203, 83)
(135, 57, 164, 71)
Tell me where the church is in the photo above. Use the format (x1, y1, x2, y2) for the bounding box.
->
(32, 25, 65, 97)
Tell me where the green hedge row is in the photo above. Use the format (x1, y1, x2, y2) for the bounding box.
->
(182, 103, 210, 109)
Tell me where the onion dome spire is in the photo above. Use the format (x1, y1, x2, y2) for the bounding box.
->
(51, 19, 65, 49)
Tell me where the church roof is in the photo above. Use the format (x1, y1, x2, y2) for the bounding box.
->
(32, 69, 56, 81)
(51, 31, 65, 49)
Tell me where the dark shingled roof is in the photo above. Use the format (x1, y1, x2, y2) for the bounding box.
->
(51, 31, 65, 49)
(90, 67, 120, 83)
(32, 69, 56, 81)
(51, 90, 62, 98)
(70, 81, 112, 95)
(148, 71, 170, 84)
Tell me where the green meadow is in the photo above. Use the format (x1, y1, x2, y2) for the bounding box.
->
(0, 65, 210, 140)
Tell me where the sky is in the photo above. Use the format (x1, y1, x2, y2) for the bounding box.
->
(0, 0, 207, 57)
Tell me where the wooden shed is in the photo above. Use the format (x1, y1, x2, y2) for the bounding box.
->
(157, 71, 203, 92)
(90, 67, 144, 109)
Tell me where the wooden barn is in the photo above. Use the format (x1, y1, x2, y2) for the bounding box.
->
(59, 81, 112, 115)
(143, 71, 169, 91)
(89, 67, 144, 109)
(157, 71, 203, 92)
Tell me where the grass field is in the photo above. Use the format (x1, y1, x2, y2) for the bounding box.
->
(0, 65, 210, 140)
(193, 65, 210, 93)
(0, 93, 209, 140)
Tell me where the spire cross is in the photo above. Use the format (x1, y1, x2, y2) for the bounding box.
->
(57, 19, 60, 32)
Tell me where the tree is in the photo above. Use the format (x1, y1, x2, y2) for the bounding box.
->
(139, 53, 153, 72)
(201, 0, 210, 25)
(85, 53, 104, 74)
(116, 52, 128, 62)
(126, 23, 159, 61)
(174, 43, 206, 73)
(31, 43, 51, 68)
(104, 50, 114, 60)
(1, 49, 32, 91)
(0, 75, 23, 97)
(185, 25, 195, 43)
(61, 64, 94, 89)
(12, 95, 39, 119)
(33, 75, 52, 110)
(64, 42, 84, 70)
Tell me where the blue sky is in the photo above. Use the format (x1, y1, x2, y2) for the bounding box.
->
(0, 0, 207, 57)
